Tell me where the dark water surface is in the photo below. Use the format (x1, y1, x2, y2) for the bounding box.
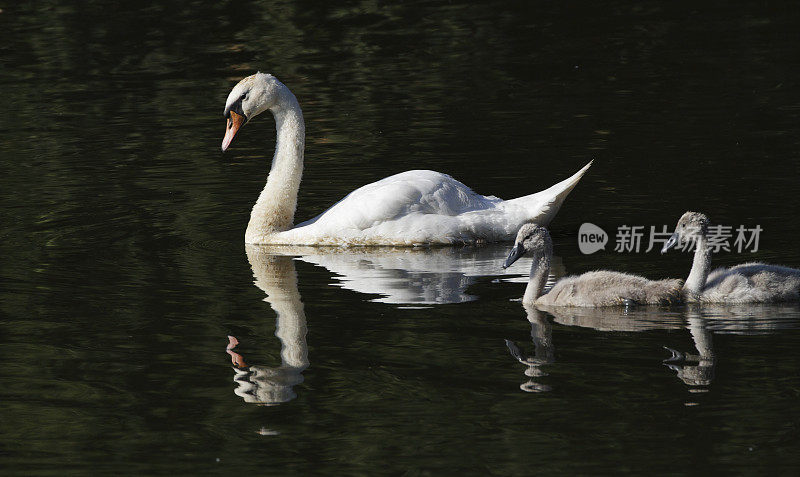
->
(2, 1, 800, 474)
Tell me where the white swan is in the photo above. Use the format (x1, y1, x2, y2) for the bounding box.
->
(661, 211, 800, 303)
(504, 224, 684, 306)
(222, 72, 592, 246)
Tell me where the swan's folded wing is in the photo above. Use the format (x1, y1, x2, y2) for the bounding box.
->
(296, 170, 501, 231)
(286, 163, 590, 245)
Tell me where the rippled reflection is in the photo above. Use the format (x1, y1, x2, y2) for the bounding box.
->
(225, 243, 565, 405)
(509, 303, 800, 395)
(663, 305, 800, 395)
(689, 304, 800, 334)
(244, 244, 563, 304)
(505, 305, 555, 392)
(225, 246, 309, 405)
(662, 313, 715, 391)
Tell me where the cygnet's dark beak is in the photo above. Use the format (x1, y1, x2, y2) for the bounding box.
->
(503, 243, 526, 269)
(661, 232, 680, 254)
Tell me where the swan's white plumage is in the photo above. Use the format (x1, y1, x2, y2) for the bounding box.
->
(224, 73, 591, 246)
(275, 163, 591, 246)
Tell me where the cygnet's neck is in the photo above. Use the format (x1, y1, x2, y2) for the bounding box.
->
(245, 86, 305, 243)
(523, 248, 552, 304)
(684, 233, 711, 299)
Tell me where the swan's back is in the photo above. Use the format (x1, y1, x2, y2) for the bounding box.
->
(702, 262, 800, 303)
(313, 170, 500, 221)
(287, 170, 500, 244)
(536, 270, 684, 307)
(281, 163, 590, 245)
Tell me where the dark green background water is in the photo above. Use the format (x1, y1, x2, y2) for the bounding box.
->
(2, 0, 800, 474)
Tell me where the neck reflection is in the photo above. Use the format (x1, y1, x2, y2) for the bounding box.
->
(663, 310, 715, 392)
(226, 246, 309, 405)
(505, 305, 555, 393)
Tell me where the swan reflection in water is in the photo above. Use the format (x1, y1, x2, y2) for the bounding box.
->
(662, 311, 715, 391)
(276, 243, 563, 305)
(506, 302, 800, 394)
(227, 246, 309, 405)
(226, 243, 562, 405)
(505, 305, 554, 393)
(663, 304, 800, 391)
(227, 243, 800, 402)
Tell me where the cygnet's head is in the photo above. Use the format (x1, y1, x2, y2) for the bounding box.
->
(503, 223, 552, 269)
(222, 72, 285, 151)
(661, 211, 710, 253)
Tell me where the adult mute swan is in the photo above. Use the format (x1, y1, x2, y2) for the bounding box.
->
(222, 72, 592, 246)
(503, 224, 683, 306)
(661, 212, 800, 303)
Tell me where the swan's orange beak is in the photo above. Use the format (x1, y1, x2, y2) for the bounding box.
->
(222, 110, 246, 152)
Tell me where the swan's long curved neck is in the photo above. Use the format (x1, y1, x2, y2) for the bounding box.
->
(246, 87, 305, 243)
(684, 233, 711, 298)
(523, 250, 552, 303)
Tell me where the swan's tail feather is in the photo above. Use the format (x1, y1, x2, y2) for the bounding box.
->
(503, 160, 592, 226)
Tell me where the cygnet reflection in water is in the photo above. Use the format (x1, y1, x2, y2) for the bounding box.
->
(506, 303, 800, 396)
(505, 305, 555, 392)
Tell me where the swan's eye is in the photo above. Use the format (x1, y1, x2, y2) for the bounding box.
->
(240, 93, 248, 101)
